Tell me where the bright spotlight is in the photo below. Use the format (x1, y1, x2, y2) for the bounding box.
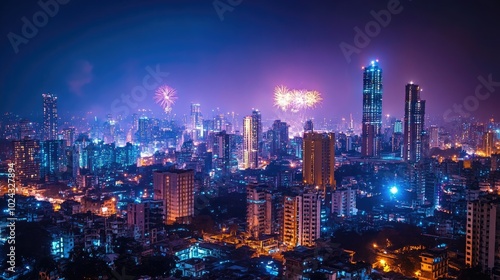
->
(390, 186, 398, 195)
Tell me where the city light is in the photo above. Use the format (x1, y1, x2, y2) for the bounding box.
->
(390, 186, 398, 195)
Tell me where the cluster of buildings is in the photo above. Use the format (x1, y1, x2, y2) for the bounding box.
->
(0, 60, 499, 279)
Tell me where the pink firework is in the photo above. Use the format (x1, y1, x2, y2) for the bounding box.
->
(154, 85, 177, 112)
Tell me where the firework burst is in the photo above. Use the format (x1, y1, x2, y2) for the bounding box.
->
(154, 85, 177, 113)
(273, 85, 322, 113)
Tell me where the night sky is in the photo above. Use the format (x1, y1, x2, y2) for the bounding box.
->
(1, 0, 499, 123)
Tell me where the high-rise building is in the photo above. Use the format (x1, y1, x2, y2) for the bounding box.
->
(190, 103, 203, 138)
(483, 131, 495, 157)
(303, 132, 336, 192)
(271, 120, 289, 158)
(42, 93, 58, 141)
(492, 153, 500, 172)
(246, 185, 272, 238)
(242, 109, 262, 169)
(403, 83, 426, 162)
(361, 60, 383, 158)
(429, 125, 439, 149)
(19, 119, 37, 140)
(304, 119, 314, 132)
(40, 140, 65, 182)
(136, 117, 152, 144)
(62, 127, 76, 147)
(332, 187, 357, 217)
(282, 192, 321, 248)
(214, 131, 233, 174)
(466, 196, 500, 277)
(153, 169, 194, 225)
(13, 139, 40, 185)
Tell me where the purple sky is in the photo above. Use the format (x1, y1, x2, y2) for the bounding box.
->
(1, 0, 499, 125)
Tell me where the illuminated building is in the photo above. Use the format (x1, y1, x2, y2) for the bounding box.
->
(403, 83, 426, 162)
(243, 109, 261, 169)
(492, 153, 500, 172)
(282, 192, 321, 248)
(332, 187, 357, 217)
(190, 103, 203, 138)
(304, 119, 314, 132)
(361, 60, 383, 158)
(246, 185, 272, 238)
(13, 138, 40, 185)
(466, 196, 500, 277)
(290, 136, 303, 159)
(42, 93, 58, 141)
(62, 127, 75, 147)
(303, 132, 336, 192)
(214, 114, 226, 132)
(429, 125, 439, 149)
(214, 131, 233, 174)
(136, 117, 152, 144)
(153, 169, 194, 225)
(40, 140, 65, 182)
(419, 247, 448, 280)
(270, 120, 289, 158)
(80, 196, 117, 216)
(127, 200, 164, 241)
(483, 131, 495, 157)
(19, 119, 37, 140)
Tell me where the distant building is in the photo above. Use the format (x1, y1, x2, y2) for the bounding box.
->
(80, 196, 117, 216)
(246, 185, 272, 238)
(40, 139, 65, 182)
(42, 93, 58, 141)
(492, 153, 500, 172)
(153, 169, 194, 225)
(303, 131, 336, 193)
(483, 131, 495, 157)
(332, 187, 357, 217)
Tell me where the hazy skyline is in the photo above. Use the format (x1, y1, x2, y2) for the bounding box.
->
(1, 0, 499, 123)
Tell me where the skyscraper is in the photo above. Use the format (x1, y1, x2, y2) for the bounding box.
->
(483, 130, 495, 157)
(190, 103, 203, 138)
(13, 138, 40, 185)
(271, 120, 289, 158)
(361, 60, 383, 158)
(242, 109, 262, 169)
(429, 125, 439, 149)
(153, 169, 194, 225)
(303, 132, 336, 192)
(403, 83, 426, 162)
(40, 140, 65, 183)
(42, 93, 58, 141)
